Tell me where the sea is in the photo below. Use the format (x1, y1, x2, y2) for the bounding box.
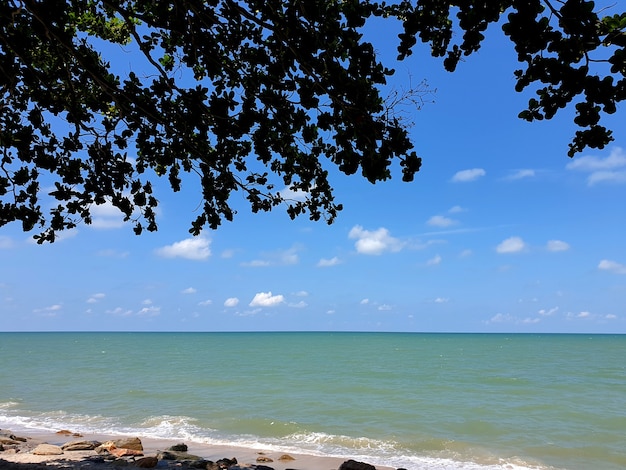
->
(0, 332, 624, 470)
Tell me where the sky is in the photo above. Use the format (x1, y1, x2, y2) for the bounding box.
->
(1, 7, 625, 333)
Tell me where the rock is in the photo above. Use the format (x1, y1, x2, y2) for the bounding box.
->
(189, 460, 212, 469)
(0, 444, 4, 452)
(62, 440, 102, 451)
(278, 454, 295, 461)
(32, 443, 64, 455)
(110, 448, 144, 458)
(55, 429, 83, 438)
(339, 460, 377, 470)
(0, 439, 19, 446)
(215, 457, 237, 469)
(168, 443, 188, 452)
(114, 437, 144, 451)
(157, 450, 202, 461)
(96, 441, 118, 454)
(111, 459, 130, 467)
(256, 456, 273, 463)
(134, 456, 159, 468)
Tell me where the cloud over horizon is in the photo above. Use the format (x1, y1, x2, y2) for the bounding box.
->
(249, 291, 285, 307)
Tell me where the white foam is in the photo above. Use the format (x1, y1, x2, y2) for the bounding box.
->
(0, 412, 560, 470)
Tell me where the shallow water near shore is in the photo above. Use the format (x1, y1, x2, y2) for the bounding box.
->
(1, 332, 624, 470)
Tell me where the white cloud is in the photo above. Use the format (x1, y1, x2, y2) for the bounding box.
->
(606, 314, 617, 320)
(156, 237, 211, 260)
(86, 293, 106, 304)
(546, 240, 570, 252)
(348, 225, 404, 255)
(34, 304, 62, 315)
(279, 186, 309, 202)
(577, 311, 591, 318)
(106, 307, 133, 316)
(198, 299, 212, 306)
(522, 317, 541, 324)
(249, 291, 285, 307)
(289, 300, 308, 308)
(448, 205, 465, 213)
(279, 248, 299, 265)
(566, 147, 626, 186)
(496, 236, 527, 254)
(459, 249, 473, 258)
(566, 147, 626, 171)
(598, 259, 626, 274)
(142, 298, 153, 305)
(427, 215, 457, 227)
(588, 171, 626, 185)
(488, 313, 515, 323)
(221, 249, 235, 258)
(451, 168, 486, 182)
(433, 297, 449, 303)
(378, 304, 392, 311)
(294, 290, 309, 297)
(138, 306, 160, 316)
(317, 256, 341, 267)
(224, 297, 239, 307)
(90, 201, 125, 229)
(242, 259, 271, 267)
(506, 169, 535, 180)
(426, 254, 442, 266)
(181, 287, 197, 294)
(235, 308, 261, 317)
(360, 298, 370, 305)
(538, 307, 559, 316)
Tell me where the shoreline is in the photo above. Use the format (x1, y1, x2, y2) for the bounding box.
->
(0, 428, 395, 470)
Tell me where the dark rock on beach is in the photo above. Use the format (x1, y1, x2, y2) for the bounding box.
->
(156, 450, 202, 462)
(215, 457, 237, 469)
(339, 460, 377, 470)
(167, 444, 188, 452)
(134, 456, 158, 468)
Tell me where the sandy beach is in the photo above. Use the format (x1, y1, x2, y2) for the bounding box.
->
(0, 429, 394, 470)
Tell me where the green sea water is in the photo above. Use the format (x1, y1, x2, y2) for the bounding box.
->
(0, 332, 624, 469)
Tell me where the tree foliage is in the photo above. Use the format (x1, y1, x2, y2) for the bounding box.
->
(0, 0, 624, 242)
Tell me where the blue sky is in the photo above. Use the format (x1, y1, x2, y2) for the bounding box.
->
(1, 9, 625, 332)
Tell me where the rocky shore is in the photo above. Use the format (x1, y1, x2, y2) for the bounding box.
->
(0, 430, 399, 470)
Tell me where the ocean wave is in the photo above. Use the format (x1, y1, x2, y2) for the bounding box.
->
(0, 411, 559, 470)
(0, 401, 21, 410)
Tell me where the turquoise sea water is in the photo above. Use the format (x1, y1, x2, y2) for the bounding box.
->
(0, 332, 624, 470)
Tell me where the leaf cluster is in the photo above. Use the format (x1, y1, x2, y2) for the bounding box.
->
(391, 0, 626, 157)
(0, 0, 624, 241)
(1, 0, 421, 241)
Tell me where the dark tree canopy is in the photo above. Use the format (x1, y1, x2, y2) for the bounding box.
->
(1, 0, 624, 242)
